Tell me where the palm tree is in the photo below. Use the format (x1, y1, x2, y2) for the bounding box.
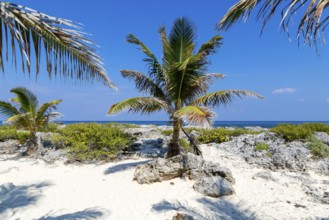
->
(0, 86, 61, 149)
(218, 0, 329, 47)
(0, 2, 115, 88)
(108, 17, 263, 158)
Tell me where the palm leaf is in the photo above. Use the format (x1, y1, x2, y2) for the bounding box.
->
(36, 99, 62, 124)
(10, 87, 38, 115)
(108, 97, 170, 115)
(193, 90, 264, 107)
(120, 70, 167, 99)
(197, 35, 223, 58)
(175, 105, 215, 128)
(0, 2, 115, 88)
(0, 101, 19, 118)
(217, 0, 329, 46)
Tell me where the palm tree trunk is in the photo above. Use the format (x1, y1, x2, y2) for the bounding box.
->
(167, 118, 181, 158)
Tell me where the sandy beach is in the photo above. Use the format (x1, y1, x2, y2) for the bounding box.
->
(1, 143, 328, 220)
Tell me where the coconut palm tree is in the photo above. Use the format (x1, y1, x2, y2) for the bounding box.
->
(0, 2, 114, 88)
(108, 17, 263, 158)
(218, 0, 329, 47)
(0, 86, 61, 150)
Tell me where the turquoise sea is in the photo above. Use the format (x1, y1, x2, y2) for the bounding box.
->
(45, 121, 329, 128)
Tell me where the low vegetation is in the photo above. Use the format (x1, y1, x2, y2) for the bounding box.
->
(52, 123, 136, 162)
(0, 125, 29, 143)
(270, 123, 329, 142)
(307, 136, 329, 159)
(197, 128, 259, 144)
(255, 143, 270, 151)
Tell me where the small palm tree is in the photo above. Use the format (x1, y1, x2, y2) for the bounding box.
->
(108, 17, 263, 158)
(218, 0, 329, 47)
(0, 87, 61, 143)
(0, 2, 115, 88)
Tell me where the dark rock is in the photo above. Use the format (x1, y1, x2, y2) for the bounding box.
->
(193, 176, 235, 197)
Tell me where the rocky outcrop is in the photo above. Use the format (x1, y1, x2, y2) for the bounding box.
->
(193, 176, 235, 198)
(0, 140, 20, 154)
(302, 184, 329, 204)
(133, 153, 235, 197)
(314, 132, 329, 145)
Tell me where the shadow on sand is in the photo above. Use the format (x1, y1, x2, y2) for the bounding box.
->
(152, 198, 260, 220)
(38, 207, 108, 220)
(104, 160, 150, 175)
(0, 182, 51, 215)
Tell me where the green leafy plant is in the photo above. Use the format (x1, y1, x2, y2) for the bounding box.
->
(307, 136, 329, 159)
(255, 143, 270, 151)
(179, 138, 190, 150)
(160, 129, 173, 136)
(108, 17, 263, 157)
(197, 128, 258, 144)
(53, 123, 136, 162)
(0, 129, 29, 143)
(271, 124, 313, 142)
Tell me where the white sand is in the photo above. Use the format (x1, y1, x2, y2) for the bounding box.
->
(0, 147, 328, 220)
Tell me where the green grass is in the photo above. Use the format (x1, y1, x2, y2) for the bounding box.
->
(52, 123, 136, 162)
(255, 143, 270, 151)
(270, 123, 329, 142)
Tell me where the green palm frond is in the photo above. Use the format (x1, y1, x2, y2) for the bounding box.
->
(120, 70, 167, 99)
(108, 97, 170, 115)
(175, 105, 215, 128)
(36, 99, 62, 123)
(193, 90, 264, 107)
(0, 101, 19, 118)
(10, 87, 38, 116)
(218, 0, 329, 46)
(0, 2, 115, 88)
(126, 34, 164, 85)
(197, 35, 223, 58)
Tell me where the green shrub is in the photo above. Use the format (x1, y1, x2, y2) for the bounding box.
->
(301, 123, 329, 134)
(307, 136, 329, 159)
(255, 143, 270, 151)
(197, 128, 257, 144)
(179, 138, 190, 150)
(53, 123, 136, 162)
(0, 129, 29, 143)
(104, 122, 139, 129)
(160, 129, 173, 136)
(270, 124, 312, 142)
(39, 123, 60, 133)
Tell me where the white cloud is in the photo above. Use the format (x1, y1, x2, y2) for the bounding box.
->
(272, 87, 296, 94)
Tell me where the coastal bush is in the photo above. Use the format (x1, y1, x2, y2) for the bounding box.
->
(307, 137, 329, 159)
(160, 129, 173, 136)
(38, 123, 61, 133)
(53, 123, 136, 162)
(255, 143, 270, 151)
(197, 128, 257, 144)
(104, 122, 139, 129)
(270, 123, 329, 142)
(0, 129, 29, 143)
(179, 138, 190, 150)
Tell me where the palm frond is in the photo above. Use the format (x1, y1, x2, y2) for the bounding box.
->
(197, 35, 223, 58)
(217, 0, 329, 46)
(120, 70, 166, 99)
(126, 34, 164, 85)
(10, 87, 38, 115)
(189, 73, 225, 98)
(193, 90, 264, 107)
(108, 97, 169, 115)
(36, 99, 62, 123)
(175, 105, 215, 128)
(0, 101, 19, 118)
(0, 2, 115, 88)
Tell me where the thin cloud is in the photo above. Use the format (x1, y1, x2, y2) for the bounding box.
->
(272, 87, 296, 94)
(326, 98, 329, 104)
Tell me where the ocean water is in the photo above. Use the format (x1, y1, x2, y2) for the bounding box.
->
(45, 120, 329, 128)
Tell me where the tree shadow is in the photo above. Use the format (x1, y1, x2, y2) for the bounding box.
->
(0, 182, 51, 214)
(38, 207, 108, 220)
(104, 160, 150, 175)
(151, 198, 261, 220)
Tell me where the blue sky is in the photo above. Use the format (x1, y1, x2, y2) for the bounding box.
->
(0, 0, 328, 121)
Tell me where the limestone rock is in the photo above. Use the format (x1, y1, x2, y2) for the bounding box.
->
(193, 176, 235, 198)
(314, 132, 329, 145)
(0, 140, 20, 154)
(252, 171, 277, 182)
